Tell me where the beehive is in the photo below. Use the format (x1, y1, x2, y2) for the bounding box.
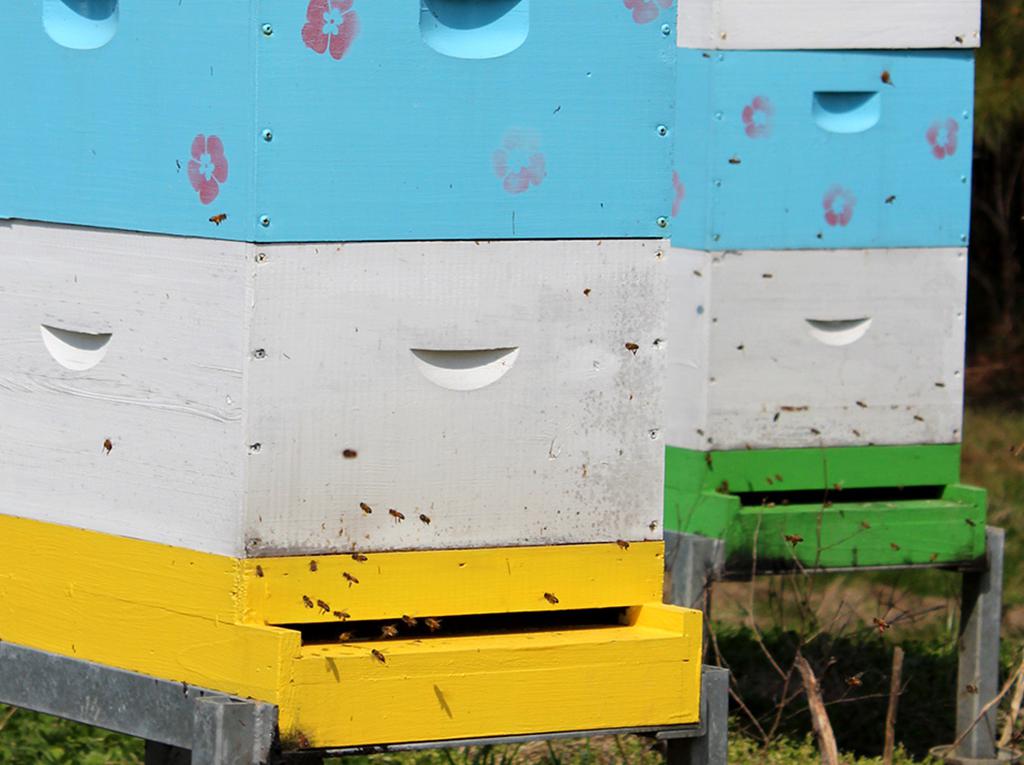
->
(662, 3, 985, 577)
(0, 2, 703, 750)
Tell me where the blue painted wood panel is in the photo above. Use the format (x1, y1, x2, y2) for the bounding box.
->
(670, 50, 975, 251)
(0, 1, 676, 242)
(0, 2, 257, 242)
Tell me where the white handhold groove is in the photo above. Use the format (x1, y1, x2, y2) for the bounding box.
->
(40, 325, 112, 371)
(410, 347, 520, 391)
(805, 318, 873, 347)
(812, 92, 881, 134)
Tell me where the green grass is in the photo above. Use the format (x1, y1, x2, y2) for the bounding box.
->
(3, 405, 1023, 764)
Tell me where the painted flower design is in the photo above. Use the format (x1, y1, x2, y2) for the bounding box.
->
(823, 185, 856, 227)
(742, 96, 774, 139)
(493, 131, 546, 195)
(188, 134, 228, 206)
(926, 118, 959, 159)
(302, 0, 360, 61)
(624, 0, 673, 24)
(672, 170, 685, 217)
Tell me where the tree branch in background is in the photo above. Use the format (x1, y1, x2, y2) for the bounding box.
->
(794, 655, 840, 765)
(883, 647, 905, 765)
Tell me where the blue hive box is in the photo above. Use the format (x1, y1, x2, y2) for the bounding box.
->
(671, 49, 975, 251)
(0, 1, 676, 243)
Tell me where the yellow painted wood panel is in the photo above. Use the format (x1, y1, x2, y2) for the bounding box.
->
(286, 605, 703, 747)
(244, 542, 665, 625)
(0, 514, 296, 702)
(0, 516, 701, 748)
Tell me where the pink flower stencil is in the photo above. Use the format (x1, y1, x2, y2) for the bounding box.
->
(624, 0, 673, 24)
(742, 97, 774, 139)
(493, 131, 546, 195)
(672, 171, 685, 217)
(188, 135, 228, 206)
(302, 0, 360, 61)
(823, 185, 856, 227)
(926, 118, 959, 159)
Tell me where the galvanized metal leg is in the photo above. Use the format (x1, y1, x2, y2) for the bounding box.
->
(664, 532, 725, 611)
(0, 642, 278, 765)
(955, 526, 1004, 760)
(664, 666, 729, 765)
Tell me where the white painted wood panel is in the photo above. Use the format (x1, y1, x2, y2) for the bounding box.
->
(1, 223, 668, 556)
(0, 221, 250, 555)
(667, 248, 966, 451)
(677, 0, 980, 49)
(244, 240, 667, 555)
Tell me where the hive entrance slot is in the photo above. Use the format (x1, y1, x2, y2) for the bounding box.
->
(736, 485, 945, 508)
(420, 0, 530, 59)
(292, 607, 626, 646)
(43, 0, 119, 49)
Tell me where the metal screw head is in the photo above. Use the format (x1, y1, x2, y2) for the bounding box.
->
(255, 252, 267, 263)
(259, 215, 271, 227)
(253, 348, 267, 359)
(656, 125, 669, 137)
(261, 23, 273, 36)
(661, 24, 671, 36)
(656, 217, 669, 229)
(262, 129, 273, 142)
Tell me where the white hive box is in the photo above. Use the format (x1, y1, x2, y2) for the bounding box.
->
(0, 222, 667, 557)
(677, 0, 980, 49)
(665, 247, 966, 451)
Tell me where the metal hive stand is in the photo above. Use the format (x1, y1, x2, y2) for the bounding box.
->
(0, 644, 728, 765)
(667, 526, 1005, 762)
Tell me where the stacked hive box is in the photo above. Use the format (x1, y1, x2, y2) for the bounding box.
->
(0, 2, 703, 750)
(664, 0, 986, 584)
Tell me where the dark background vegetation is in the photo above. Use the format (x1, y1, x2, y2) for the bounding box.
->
(965, 0, 1024, 401)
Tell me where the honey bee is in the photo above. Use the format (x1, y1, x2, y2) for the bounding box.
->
(881, 70, 894, 86)
(209, 213, 228, 226)
(402, 615, 418, 627)
(846, 673, 864, 688)
(102, 438, 113, 454)
(351, 553, 368, 562)
(965, 518, 977, 527)
(583, 288, 591, 296)
(929, 552, 939, 562)
(624, 342, 640, 354)
(728, 156, 742, 165)
(810, 428, 821, 435)
(316, 599, 330, 614)
(337, 631, 353, 642)
(616, 540, 630, 550)
(544, 592, 560, 604)
(255, 565, 265, 578)
(885, 195, 896, 204)
(860, 521, 871, 530)
(419, 514, 431, 525)
(342, 449, 358, 459)
(371, 649, 387, 664)
(380, 624, 399, 639)
(890, 543, 901, 551)
(389, 509, 405, 522)
(343, 572, 359, 586)
(309, 560, 318, 572)
(784, 534, 803, 546)
(913, 415, 925, 422)
(359, 502, 373, 514)
(302, 595, 314, 609)
(333, 610, 350, 620)
(649, 521, 657, 531)
(856, 401, 868, 408)
(872, 617, 891, 634)
(425, 617, 442, 632)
